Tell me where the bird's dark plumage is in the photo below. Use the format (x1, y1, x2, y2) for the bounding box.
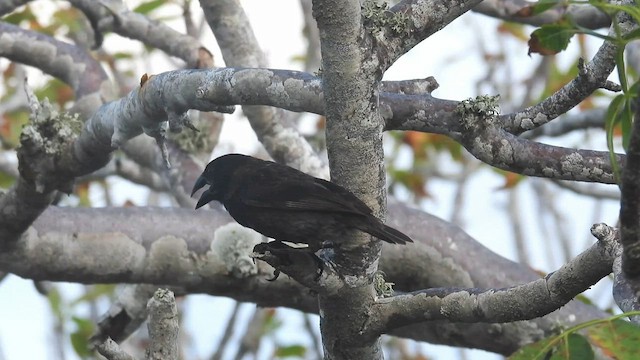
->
(191, 154, 413, 251)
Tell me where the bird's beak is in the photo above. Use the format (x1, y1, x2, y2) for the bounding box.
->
(192, 175, 217, 209)
(191, 175, 208, 197)
(195, 189, 217, 209)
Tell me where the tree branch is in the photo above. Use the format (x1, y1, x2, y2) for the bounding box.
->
(0, 21, 108, 110)
(521, 109, 607, 139)
(145, 289, 179, 360)
(96, 338, 136, 360)
(457, 96, 623, 183)
(314, 0, 388, 357)
(371, 222, 618, 333)
(68, 0, 213, 68)
(0, 27, 624, 185)
(0, 205, 611, 353)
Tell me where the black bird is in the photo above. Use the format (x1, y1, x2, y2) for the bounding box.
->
(191, 154, 413, 251)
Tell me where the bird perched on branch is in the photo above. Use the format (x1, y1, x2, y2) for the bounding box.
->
(191, 153, 413, 252)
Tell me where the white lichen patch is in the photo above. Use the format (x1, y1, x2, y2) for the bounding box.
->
(210, 223, 262, 278)
(519, 117, 535, 129)
(473, 138, 494, 162)
(283, 78, 305, 94)
(33, 231, 145, 276)
(146, 235, 194, 279)
(234, 68, 273, 90)
(440, 291, 471, 317)
(560, 152, 584, 174)
(533, 112, 549, 125)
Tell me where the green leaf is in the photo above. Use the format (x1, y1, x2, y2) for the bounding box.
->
(0, 171, 15, 188)
(133, 0, 167, 15)
(511, 312, 640, 360)
(561, 333, 594, 360)
(508, 333, 593, 359)
(528, 23, 575, 55)
(46, 287, 65, 321)
(509, 336, 557, 360)
(616, 48, 628, 92)
(620, 104, 633, 151)
(587, 319, 640, 359)
(70, 317, 94, 358)
(623, 27, 640, 41)
(274, 344, 307, 358)
(262, 310, 282, 335)
(604, 94, 626, 184)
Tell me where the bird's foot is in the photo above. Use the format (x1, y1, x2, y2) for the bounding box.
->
(252, 241, 324, 282)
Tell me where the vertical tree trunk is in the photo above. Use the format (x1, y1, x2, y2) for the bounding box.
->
(314, 0, 387, 358)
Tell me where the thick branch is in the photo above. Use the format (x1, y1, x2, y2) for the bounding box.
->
(371, 224, 618, 333)
(0, 24, 624, 185)
(598, 225, 640, 323)
(177, 67, 624, 184)
(458, 97, 623, 184)
(314, 0, 387, 357)
(0, 22, 108, 107)
(0, 205, 611, 354)
(0, 69, 234, 241)
(619, 82, 640, 276)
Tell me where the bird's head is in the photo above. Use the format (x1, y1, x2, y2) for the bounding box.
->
(191, 153, 252, 209)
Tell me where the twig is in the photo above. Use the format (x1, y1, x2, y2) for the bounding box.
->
(210, 301, 242, 360)
(508, 187, 529, 265)
(232, 307, 268, 360)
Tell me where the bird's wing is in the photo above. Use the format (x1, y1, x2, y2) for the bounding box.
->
(240, 165, 372, 216)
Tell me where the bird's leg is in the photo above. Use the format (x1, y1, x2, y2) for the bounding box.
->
(311, 252, 324, 281)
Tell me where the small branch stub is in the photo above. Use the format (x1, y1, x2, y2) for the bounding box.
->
(146, 289, 179, 360)
(96, 338, 136, 360)
(18, 93, 82, 194)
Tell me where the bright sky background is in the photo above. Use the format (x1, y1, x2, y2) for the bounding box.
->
(0, 1, 621, 359)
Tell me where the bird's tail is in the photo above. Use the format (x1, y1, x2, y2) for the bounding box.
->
(362, 222, 414, 245)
